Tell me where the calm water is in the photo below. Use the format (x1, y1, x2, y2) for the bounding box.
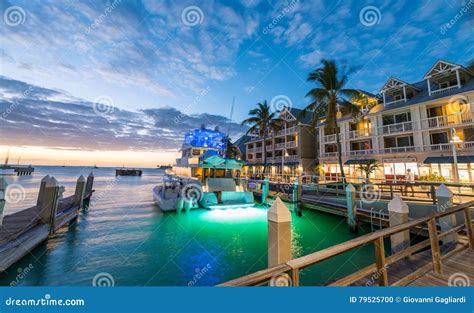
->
(0, 166, 376, 286)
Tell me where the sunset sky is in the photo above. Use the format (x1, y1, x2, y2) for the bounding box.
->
(1, 0, 473, 167)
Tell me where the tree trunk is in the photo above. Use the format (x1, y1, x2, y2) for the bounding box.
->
(334, 119, 346, 182)
(262, 137, 267, 179)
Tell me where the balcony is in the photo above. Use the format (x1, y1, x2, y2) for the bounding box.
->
(379, 146, 422, 154)
(276, 126, 297, 136)
(348, 128, 372, 139)
(384, 98, 405, 106)
(269, 155, 300, 163)
(423, 112, 473, 129)
(275, 141, 297, 149)
(321, 152, 338, 158)
(424, 141, 474, 151)
(322, 134, 337, 143)
(347, 149, 376, 156)
(379, 121, 415, 135)
(431, 85, 459, 95)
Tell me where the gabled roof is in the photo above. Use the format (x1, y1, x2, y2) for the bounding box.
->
(423, 60, 473, 79)
(380, 77, 420, 93)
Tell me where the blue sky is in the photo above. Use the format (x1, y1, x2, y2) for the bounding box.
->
(0, 0, 473, 165)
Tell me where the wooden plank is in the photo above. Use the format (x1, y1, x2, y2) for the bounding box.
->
(428, 218, 442, 274)
(374, 237, 388, 286)
(328, 264, 377, 286)
(218, 264, 291, 286)
(0, 224, 49, 272)
(464, 207, 474, 249)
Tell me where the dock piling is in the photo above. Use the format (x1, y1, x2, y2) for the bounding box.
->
(435, 184, 457, 244)
(262, 178, 269, 205)
(36, 175, 50, 207)
(388, 196, 410, 254)
(267, 197, 292, 268)
(74, 175, 86, 209)
(0, 177, 7, 226)
(85, 172, 94, 198)
(346, 184, 358, 234)
(39, 177, 60, 234)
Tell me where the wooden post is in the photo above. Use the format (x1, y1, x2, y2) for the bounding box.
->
(463, 207, 474, 249)
(73, 175, 86, 209)
(292, 176, 303, 216)
(0, 177, 7, 226)
(374, 237, 388, 286)
(262, 178, 269, 205)
(36, 175, 50, 207)
(430, 185, 436, 204)
(427, 218, 442, 274)
(39, 177, 60, 234)
(436, 184, 457, 244)
(388, 196, 410, 254)
(267, 197, 292, 268)
(346, 184, 358, 234)
(85, 172, 94, 199)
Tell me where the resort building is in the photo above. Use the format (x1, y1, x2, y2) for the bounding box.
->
(318, 60, 474, 183)
(244, 107, 317, 179)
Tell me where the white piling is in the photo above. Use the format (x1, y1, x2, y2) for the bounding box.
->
(388, 196, 410, 254)
(346, 184, 358, 233)
(436, 184, 457, 244)
(267, 197, 292, 267)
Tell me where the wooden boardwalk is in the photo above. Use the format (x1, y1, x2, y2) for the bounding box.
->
(219, 201, 474, 287)
(409, 248, 474, 286)
(0, 174, 94, 272)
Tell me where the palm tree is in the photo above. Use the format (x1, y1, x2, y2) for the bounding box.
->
(358, 159, 379, 182)
(241, 101, 281, 177)
(299, 59, 362, 181)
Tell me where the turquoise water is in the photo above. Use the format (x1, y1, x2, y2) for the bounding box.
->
(0, 166, 376, 286)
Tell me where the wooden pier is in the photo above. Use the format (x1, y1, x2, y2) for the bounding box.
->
(0, 173, 94, 272)
(116, 168, 142, 176)
(13, 167, 34, 176)
(219, 200, 474, 286)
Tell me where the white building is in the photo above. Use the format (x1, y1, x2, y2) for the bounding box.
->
(318, 60, 474, 183)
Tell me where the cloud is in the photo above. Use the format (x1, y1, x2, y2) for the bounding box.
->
(0, 76, 246, 151)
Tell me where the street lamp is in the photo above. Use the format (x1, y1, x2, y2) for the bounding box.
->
(450, 128, 463, 183)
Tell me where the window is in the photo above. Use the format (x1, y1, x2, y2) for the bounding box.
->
(351, 141, 371, 151)
(384, 136, 413, 148)
(430, 132, 449, 145)
(439, 81, 450, 89)
(428, 106, 443, 118)
(382, 112, 411, 125)
(397, 136, 413, 147)
(394, 94, 402, 101)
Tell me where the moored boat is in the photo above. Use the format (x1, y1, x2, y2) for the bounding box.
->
(153, 125, 254, 212)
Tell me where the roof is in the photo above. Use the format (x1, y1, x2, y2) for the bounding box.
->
(424, 156, 474, 164)
(376, 77, 474, 113)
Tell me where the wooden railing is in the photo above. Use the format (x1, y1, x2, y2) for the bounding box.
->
(219, 201, 474, 286)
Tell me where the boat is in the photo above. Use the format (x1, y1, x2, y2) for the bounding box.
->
(152, 125, 254, 212)
(116, 168, 142, 176)
(157, 165, 172, 170)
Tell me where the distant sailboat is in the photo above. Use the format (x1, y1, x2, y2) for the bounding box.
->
(93, 164, 99, 169)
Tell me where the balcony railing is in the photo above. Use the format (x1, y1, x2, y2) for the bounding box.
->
(319, 142, 474, 158)
(379, 121, 414, 135)
(276, 126, 297, 136)
(322, 134, 337, 143)
(424, 141, 474, 151)
(431, 85, 459, 95)
(424, 112, 473, 129)
(269, 155, 300, 163)
(347, 149, 376, 156)
(348, 128, 372, 139)
(384, 98, 405, 106)
(379, 146, 422, 154)
(275, 141, 298, 149)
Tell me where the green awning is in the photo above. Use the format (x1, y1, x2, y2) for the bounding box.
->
(344, 159, 376, 165)
(424, 156, 474, 164)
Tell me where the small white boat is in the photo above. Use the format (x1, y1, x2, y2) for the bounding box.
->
(153, 126, 254, 212)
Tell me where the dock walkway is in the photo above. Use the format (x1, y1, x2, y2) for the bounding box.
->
(0, 174, 94, 272)
(219, 201, 474, 287)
